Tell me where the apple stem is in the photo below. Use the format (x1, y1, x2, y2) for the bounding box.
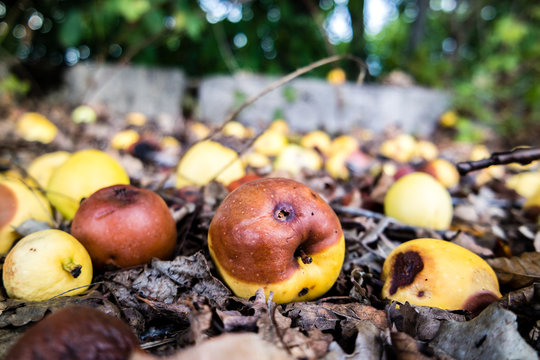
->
(298, 249, 312, 264)
(62, 260, 82, 278)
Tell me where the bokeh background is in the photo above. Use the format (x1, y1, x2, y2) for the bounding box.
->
(1, 0, 539, 143)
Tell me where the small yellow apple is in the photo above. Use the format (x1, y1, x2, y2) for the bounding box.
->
(16, 112, 58, 144)
(26, 151, 71, 188)
(380, 134, 417, 163)
(253, 130, 289, 157)
(46, 149, 130, 220)
(273, 144, 322, 175)
(176, 140, 245, 188)
(506, 172, 540, 199)
(110, 129, 140, 150)
(268, 119, 289, 135)
(326, 68, 346, 85)
(381, 238, 501, 313)
(300, 130, 332, 156)
(223, 121, 249, 139)
(414, 140, 439, 161)
(189, 121, 211, 141)
(71, 105, 97, 124)
(3, 229, 93, 301)
(0, 176, 53, 254)
(126, 112, 147, 126)
(384, 172, 453, 230)
(329, 135, 358, 157)
(419, 158, 460, 189)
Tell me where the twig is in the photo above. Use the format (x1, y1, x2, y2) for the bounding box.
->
(207, 54, 366, 138)
(332, 205, 388, 221)
(456, 147, 540, 175)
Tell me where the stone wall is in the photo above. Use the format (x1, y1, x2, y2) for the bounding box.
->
(63, 63, 450, 136)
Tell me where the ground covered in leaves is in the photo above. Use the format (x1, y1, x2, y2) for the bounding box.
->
(0, 103, 539, 360)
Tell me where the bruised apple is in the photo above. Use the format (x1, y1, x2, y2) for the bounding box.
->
(208, 177, 345, 303)
(381, 238, 501, 313)
(71, 184, 177, 270)
(6, 305, 142, 360)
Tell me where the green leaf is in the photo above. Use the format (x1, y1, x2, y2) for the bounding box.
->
(59, 10, 84, 47)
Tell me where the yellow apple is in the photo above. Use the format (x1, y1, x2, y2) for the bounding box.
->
(253, 130, 288, 157)
(273, 144, 322, 175)
(176, 140, 245, 188)
(381, 238, 501, 313)
(26, 151, 71, 188)
(300, 130, 332, 155)
(46, 149, 130, 220)
(16, 112, 58, 144)
(384, 172, 453, 230)
(3, 229, 93, 301)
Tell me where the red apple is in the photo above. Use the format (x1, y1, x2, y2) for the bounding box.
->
(71, 184, 177, 270)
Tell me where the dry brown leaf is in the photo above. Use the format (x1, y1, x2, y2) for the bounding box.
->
(390, 331, 433, 360)
(487, 252, 540, 288)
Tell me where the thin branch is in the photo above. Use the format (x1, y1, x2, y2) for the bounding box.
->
(456, 147, 540, 175)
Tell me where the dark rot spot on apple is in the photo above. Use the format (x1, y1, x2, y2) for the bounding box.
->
(417, 290, 425, 297)
(113, 186, 138, 202)
(463, 291, 500, 315)
(389, 251, 424, 295)
(298, 287, 309, 297)
(310, 192, 317, 200)
(273, 202, 295, 222)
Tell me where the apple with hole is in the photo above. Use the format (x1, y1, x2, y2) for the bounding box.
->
(381, 238, 501, 313)
(3, 229, 93, 301)
(208, 177, 345, 303)
(71, 184, 177, 270)
(6, 305, 142, 360)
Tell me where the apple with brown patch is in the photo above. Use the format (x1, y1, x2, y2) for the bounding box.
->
(208, 177, 345, 303)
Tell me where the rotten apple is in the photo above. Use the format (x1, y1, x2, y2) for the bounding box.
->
(71, 184, 177, 270)
(381, 238, 501, 313)
(208, 177, 345, 303)
(6, 305, 142, 360)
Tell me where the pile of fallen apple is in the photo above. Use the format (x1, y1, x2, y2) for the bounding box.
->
(1, 110, 539, 359)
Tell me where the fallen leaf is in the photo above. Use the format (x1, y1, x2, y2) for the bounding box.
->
(13, 219, 52, 237)
(430, 303, 538, 360)
(487, 252, 540, 288)
(390, 331, 432, 360)
(323, 320, 384, 360)
(386, 302, 466, 342)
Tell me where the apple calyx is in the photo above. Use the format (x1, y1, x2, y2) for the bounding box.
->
(62, 259, 82, 278)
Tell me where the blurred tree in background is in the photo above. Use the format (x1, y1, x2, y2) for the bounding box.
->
(0, 0, 539, 140)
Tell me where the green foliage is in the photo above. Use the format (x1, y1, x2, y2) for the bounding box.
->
(0, 0, 538, 140)
(0, 73, 30, 97)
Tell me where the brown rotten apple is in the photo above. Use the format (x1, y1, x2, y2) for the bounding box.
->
(6, 305, 142, 360)
(71, 184, 177, 270)
(208, 177, 345, 303)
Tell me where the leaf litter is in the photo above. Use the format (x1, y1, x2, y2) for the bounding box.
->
(0, 100, 539, 359)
